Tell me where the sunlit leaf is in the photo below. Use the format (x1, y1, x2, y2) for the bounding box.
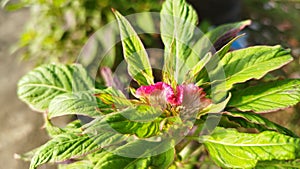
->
(229, 79, 300, 112)
(29, 132, 125, 169)
(113, 10, 154, 86)
(17, 64, 94, 112)
(95, 87, 132, 109)
(29, 134, 99, 169)
(219, 45, 292, 90)
(58, 160, 94, 169)
(48, 90, 101, 118)
(161, 0, 198, 83)
(202, 128, 300, 169)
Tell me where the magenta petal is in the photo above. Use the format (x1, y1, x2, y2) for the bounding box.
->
(136, 82, 165, 97)
(166, 85, 183, 106)
(136, 86, 153, 97)
(136, 82, 210, 108)
(136, 82, 163, 96)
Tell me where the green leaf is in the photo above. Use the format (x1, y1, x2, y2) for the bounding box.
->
(206, 20, 251, 51)
(202, 128, 300, 169)
(215, 34, 246, 60)
(219, 45, 293, 90)
(29, 132, 125, 169)
(114, 138, 171, 158)
(256, 159, 300, 169)
(1, 0, 10, 8)
(189, 20, 250, 66)
(221, 111, 298, 137)
(185, 52, 212, 83)
(14, 148, 39, 162)
(95, 87, 132, 109)
(191, 34, 246, 87)
(162, 41, 177, 87)
(201, 93, 231, 114)
(191, 27, 248, 101)
(58, 160, 94, 169)
(93, 146, 174, 169)
(193, 35, 245, 100)
(29, 134, 98, 169)
(94, 152, 150, 169)
(17, 64, 94, 112)
(228, 79, 300, 112)
(48, 90, 101, 118)
(83, 105, 162, 138)
(113, 10, 154, 86)
(160, 0, 198, 83)
(44, 119, 83, 138)
(150, 148, 175, 169)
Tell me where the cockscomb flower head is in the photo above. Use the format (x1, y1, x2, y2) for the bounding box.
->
(136, 82, 211, 117)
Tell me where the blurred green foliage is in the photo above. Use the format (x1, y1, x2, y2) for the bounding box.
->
(7, 0, 162, 64)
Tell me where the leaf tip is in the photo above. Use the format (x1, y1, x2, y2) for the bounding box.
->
(244, 19, 252, 25)
(14, 153, 21, 160)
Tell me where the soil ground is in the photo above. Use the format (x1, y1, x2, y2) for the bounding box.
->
(0, 9, 55, 169)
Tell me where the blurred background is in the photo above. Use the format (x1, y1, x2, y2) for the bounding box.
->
(0, 0, 299, 168)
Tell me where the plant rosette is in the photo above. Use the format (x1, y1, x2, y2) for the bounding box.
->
(16, 0, 300, 168)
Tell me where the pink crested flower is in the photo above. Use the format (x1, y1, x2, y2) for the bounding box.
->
(136, 82, 170, 108)
(179, 84, 211, 118)
(165, 85, 183, 106)
(136, 82, 164, 96)
(136, 82, 210, 111)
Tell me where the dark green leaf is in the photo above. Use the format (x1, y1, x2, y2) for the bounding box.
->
(222, 111, 297, 137)
(92, 145, 174, 169)
(114, 138, 172, 158)
(256, 159, 300, 169)
(83, 105, 162, 138)
(150, 148, 175, 169)
(94, 152, 150, 169)
(215, 34, 246, 60)
(206, 20, 251, 51)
